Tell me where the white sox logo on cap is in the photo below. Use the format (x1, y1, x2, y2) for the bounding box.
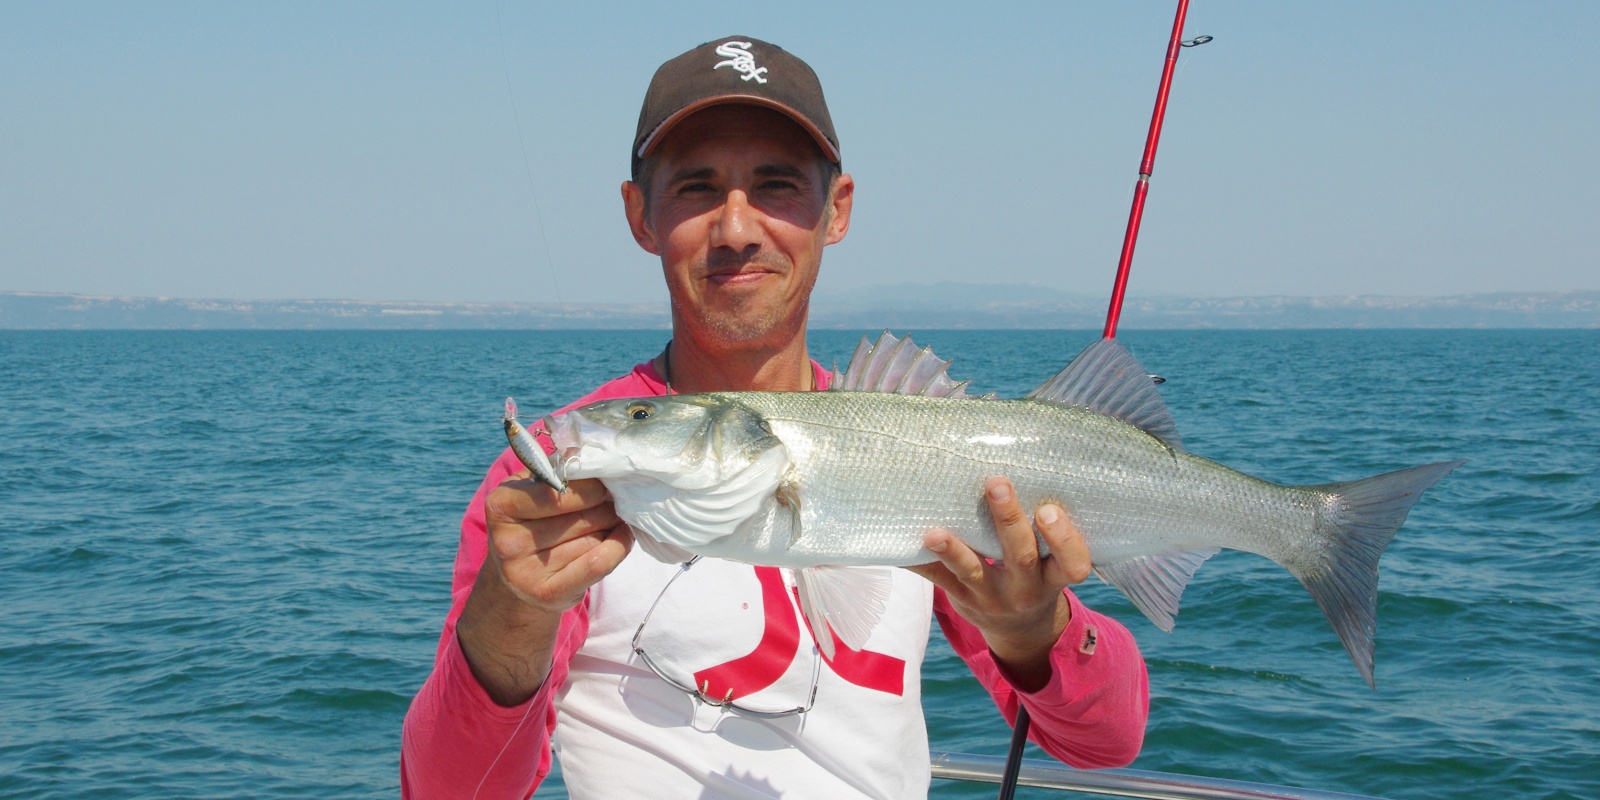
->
(712, 41, 768, 84)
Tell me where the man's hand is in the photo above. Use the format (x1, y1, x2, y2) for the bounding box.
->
(908, 477, 1092, 692)
(456, 474, 633, 706)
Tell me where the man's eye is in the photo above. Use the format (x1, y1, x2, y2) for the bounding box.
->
(678, 182, 714, 194)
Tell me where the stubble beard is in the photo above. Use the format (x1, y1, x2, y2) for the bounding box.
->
(684, 251, 816, 346)
(682, 284, 804, 346)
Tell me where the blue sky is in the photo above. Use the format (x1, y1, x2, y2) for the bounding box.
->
(2, 1, 1596, 305)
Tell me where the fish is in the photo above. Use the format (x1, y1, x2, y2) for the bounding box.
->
(523, 332, 1463, 686)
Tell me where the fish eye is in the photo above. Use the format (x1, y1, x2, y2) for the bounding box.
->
(626, 402, 654, 421)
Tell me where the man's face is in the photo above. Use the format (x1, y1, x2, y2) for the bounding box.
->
(623, 104, 853, 350)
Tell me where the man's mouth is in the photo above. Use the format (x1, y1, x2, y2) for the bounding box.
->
(706, 269, 775, 286)
(703, 252, 787, 287)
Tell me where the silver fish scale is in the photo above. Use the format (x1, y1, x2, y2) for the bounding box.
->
(721, 390, 1330, 570)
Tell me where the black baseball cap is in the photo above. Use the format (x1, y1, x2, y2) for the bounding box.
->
(632, 36, 840, 179)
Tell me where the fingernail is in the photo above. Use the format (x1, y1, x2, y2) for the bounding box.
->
(1037, 504, 1059, 525)
(928, 538, 948, 554)
(988, 481, 1012, 503)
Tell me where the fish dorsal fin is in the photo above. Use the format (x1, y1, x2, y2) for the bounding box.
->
(1092, 547, 1220, 632)
(832, 331, 975, 398)
(1028, 338, 1182, 450)
(794, 566, 893, 660)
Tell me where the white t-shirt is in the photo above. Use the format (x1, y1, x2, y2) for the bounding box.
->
(554, 552, 936, 799)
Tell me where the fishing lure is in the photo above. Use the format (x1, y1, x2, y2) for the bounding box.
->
(503, 397, 566, 493)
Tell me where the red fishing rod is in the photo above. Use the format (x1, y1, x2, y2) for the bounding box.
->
(1101, 2, 1211, 340)
(997, 4, 1208, 799)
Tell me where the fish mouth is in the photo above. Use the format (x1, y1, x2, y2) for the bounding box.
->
(543, 412, 585, 458)
(543, 410, 630, 479)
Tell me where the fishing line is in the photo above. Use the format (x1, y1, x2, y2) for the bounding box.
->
(493, 0, 565, 306)
(470, 695, 540, 800)
(1173, 35, 1212, 82)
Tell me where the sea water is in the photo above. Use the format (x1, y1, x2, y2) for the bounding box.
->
(0, 329, 1595, 799)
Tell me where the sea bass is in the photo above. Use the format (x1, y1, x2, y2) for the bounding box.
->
(530, 333, 1462, 686)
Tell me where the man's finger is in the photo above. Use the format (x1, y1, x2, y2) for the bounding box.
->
(985, 477, 1041, 571)
(911, 528, 989, 590)
(503, 526, 611, 576)
(488, 476, 611, 523)
(543, 525, 635, 593)
(490, 503, 625, 561)
(905, 561, 956, 596)
(502, 525, 635, 610)
(537, 501, 623, 544)
(1036, 503, 1093, 586)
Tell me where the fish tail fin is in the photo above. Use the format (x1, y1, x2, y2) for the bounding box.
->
(1299, 460, 1465, 688)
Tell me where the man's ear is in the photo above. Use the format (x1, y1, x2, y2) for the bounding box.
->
(622, 180, 661, 255)
(824, 173, 854, 246)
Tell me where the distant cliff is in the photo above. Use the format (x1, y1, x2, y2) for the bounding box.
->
(4, 287, 1597, 329)
(0, 293, 670, 330)
(809, 283, 1600, 329)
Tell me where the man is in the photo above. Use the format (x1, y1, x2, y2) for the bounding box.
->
(402, 37, 1148, 799)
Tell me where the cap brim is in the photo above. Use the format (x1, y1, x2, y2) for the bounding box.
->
(635, 95, 841, 165)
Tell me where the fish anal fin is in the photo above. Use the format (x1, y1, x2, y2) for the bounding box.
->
(1093, 547, 1220, 632)
(1028, 338, 1182, 450)
(794, 566, 892, 660)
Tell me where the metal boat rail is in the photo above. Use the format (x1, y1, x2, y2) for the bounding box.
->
(930, 752, 1385, 800)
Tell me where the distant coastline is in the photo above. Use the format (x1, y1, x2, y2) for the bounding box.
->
(4, 286, 1598, 329)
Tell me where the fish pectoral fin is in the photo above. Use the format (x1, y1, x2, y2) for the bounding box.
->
(1093, 547, 1220, 632)
(631, 530, 697, 565)
(775, 479, 804, 550)
(794, 566, 893, 660)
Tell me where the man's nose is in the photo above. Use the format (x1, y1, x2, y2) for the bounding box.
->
(709, 189, 764, 253)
